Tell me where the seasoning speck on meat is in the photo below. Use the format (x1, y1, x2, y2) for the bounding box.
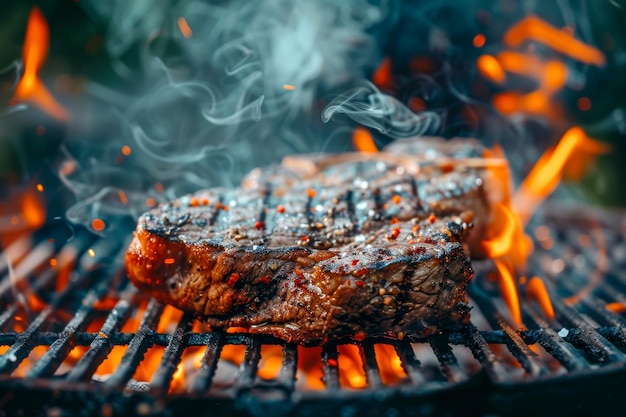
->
(126, 137, 505, 344)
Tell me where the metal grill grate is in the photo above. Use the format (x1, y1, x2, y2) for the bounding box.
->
(1, 205, 626, 416)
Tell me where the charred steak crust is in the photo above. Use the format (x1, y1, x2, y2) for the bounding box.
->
(126, 139, 495, 344)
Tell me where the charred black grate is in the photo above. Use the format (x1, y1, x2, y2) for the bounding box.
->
(1, 206, 626, 416)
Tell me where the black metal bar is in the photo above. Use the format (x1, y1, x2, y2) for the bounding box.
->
(235, 336, 261, 393)
(279, 343, 298, 393)
(393, 339, 424, 386)
(26, 289, 101, 378)
(523, 309, 589, 372)
(464, 323, 509, 383)
(0, 262, 100, 375)
(578, 298, 626, 352)
(105, 299, 164, 390)
(470, 284, 549, 377)
(496, 316, 549, 377)
(359, 341, 382, 389)
(0, 306, 53, 374)
(0, 305, 18, 332)
(189, 333, 224, 394)
(321, 344, 340, 390)
(150, 312, 194, 393)
(66, 287, 137, 382)
(553, 299, 626, 364)
(428, 333, 467, 383)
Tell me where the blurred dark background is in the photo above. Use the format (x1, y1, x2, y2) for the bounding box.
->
(1, 0, 625, 227)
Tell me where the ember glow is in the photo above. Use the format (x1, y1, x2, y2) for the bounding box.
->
(11, 7, 69, 121)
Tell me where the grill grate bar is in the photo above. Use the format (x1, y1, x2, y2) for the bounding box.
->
(360, 341, 382, 389)
(471, 285, 549, 377)
(0, 305, 54, 374)
(553, 298, 626, 363)
(278, 343, 298, 393)
(578, 299, 626, 352)
(524, 309, 589, 371)
(235, 336, 261, 393)
(429, 333, 467, 383)
(66, 286, 137, 382)
(26, 289, 102, 378)
(496, 315, 549, 377)
(465, 323, 509, 382)
(0, 261, 100, 375)
(105, 299, 164, 390)
(393, 339, 424, 386)
(150, 312, 194, 392)
(189, 333, 224, 394)
(321, 344, 340, 390)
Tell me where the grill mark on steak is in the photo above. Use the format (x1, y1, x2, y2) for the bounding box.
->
(127, 138, 503, 344)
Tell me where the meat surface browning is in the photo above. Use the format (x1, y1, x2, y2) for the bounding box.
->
(126, 138, 504, 344)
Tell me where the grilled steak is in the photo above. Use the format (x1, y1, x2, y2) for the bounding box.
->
(126, 138, 504, 344)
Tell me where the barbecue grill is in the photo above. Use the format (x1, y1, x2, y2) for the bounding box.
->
(1, 204, 625, 417)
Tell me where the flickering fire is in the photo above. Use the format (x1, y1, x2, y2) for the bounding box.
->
(513, 126, 610, 226)
(503, 15, 606, 66)
(11, 7, 69, 121)
(352, 127, 378, 153)
(480, 15, 605, 119)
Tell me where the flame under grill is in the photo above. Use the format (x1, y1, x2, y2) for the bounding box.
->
(1, 206, 626, 416)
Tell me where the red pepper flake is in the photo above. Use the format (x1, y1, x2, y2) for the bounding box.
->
(300, 235, 310, 244)
(412, 225, 421, 233)
(201, 197, 209, 205)
(424, 237, 433, 244)
(294, 276, 307, 287)
(355, 268, 367, 277)
(283, 282, 289, 288)
(353, 331, 366, 341)
(351, 259, 359, 266)
(389, 227, 400, 240)
(216, 202, 223, 210)
(277, 205, 285, 213)
(258, 276, 271, 284)
(390, 217, 399, 224)
(408, 239, 416, 245)
(306, 188, 317, 198)
(428, 214, 436, 224)
(345, 280, 352, 286)
(190, 197, 199, 207)
(327, 358, 338, 367)
(224, 205, 230, 211)
(392, 195, 401, 205)
(255, 221, 264, 230)
(355, 280, 364, 287)
(227, 272, 241, 286)
(164, 258, 175, 264)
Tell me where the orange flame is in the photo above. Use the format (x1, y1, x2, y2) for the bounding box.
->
(481, 204, 517, 258)
(337, 345, 367, 388)
(526, 277, 555, 319)
(513, 126, 610, 226)
(11, 7, 69, 121)
(374, 344, 407, 385)
(503, 15, 606, 67)
(352, 127, 378, 153)
(493, 259, 522, 327)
